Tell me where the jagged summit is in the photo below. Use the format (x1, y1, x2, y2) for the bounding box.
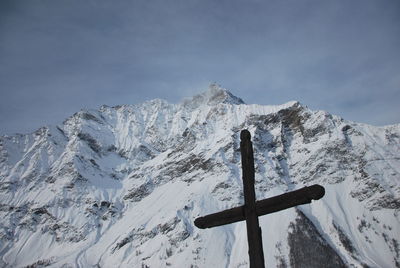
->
(183, 83, 245, 108)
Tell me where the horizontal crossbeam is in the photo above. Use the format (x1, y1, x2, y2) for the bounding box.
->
(194, 184, 325, 229)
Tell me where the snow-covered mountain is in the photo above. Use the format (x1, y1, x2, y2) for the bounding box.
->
(1, 84, 399, 268)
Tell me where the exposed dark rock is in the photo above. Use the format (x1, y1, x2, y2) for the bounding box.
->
(159, 154, 216, 182)
(369, 193, 400, 210)
(0, 181, 18, 192)
(159, 217, 181, 234)
(77, 132, 102, 153)
(275, 242, 288, 268)
(89, 159, 99, 168)
(23, 258, 54, 268)
(56, 126, 67, 137)
(64, 172, 87, 190)
(107, 145, 117, 152)
(278, 106, 307, 136)
(333, 222, 357, 256)
(123, 183, 153, 202)
(32, 207, 51, 216)
(288, 210, 346, 268)
(341, 125, 351, 132)
(341, 125, 363, 136)
(357, 219, 370, 233)
(350, 180, 388, 208)
(212, 182, 231, 193)
(113, 216, 188, 253)
(100, 201, 111, 208)
(382, 233, 400, 262)
(80, 112, 103, 124)
(135, 144, 155, 160)
(45, 176, 56, 183)
(169, 230, 190, 247)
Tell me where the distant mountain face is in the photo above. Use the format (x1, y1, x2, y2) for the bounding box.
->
(0, 85, 399, 268)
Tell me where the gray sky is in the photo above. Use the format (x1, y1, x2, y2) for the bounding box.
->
(1, 0, 399, 135)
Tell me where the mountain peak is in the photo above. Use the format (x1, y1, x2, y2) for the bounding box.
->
(183, 83, 245, 108)
(206, 83, 245, 105)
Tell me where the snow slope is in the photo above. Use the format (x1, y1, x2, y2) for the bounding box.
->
(0, 84, 399, 267)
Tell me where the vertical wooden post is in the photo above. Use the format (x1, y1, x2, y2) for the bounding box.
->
(240, 130, 265, 268)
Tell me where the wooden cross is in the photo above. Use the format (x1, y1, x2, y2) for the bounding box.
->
(194, 130, 325, 268)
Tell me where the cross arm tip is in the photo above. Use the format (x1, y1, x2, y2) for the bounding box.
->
(307, 184, 325, 200)
(194, 217, 206, 229)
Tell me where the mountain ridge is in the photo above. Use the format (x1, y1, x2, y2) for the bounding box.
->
(0, 85, 399, 267)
